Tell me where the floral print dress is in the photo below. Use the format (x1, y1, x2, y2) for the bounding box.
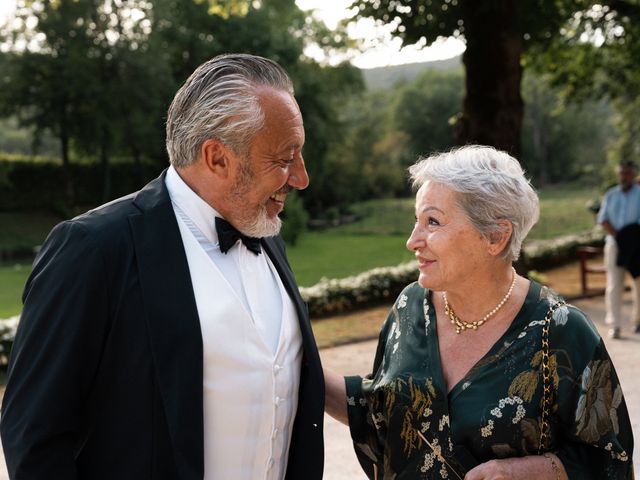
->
(346, 281, 634, 479)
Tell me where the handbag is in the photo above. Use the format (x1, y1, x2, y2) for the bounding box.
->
(538, 300, 566, 454)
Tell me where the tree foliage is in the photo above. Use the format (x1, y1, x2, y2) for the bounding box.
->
(528, 2, 640, 166)
(1, 0, 633, 223)
(0, 0, 169, 201)
(521, 73, 614, 185)
(0, 0, 363, 213)
(349, 0, 639, 159)
(313, 62, 614, 209)
(392, 68, 463, 157)
(309, 67, 464, 214)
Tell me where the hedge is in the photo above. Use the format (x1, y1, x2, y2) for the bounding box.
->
(0, 316, 18, 369)
(0, 156, 164, 211)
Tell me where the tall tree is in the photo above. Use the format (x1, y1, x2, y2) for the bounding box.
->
(532, 2, 640, 166)
(293, 61, 364, 215)
(349, 0, 637, 157)
(392, 68, 464, 157)
(0, 0, 100, 203)
(0, 0, 363, 214)
(70, 0, 161, 201)
(149, 0, 364, 216)
(521, 72, 614, 185)
(0, 0, 165, 202)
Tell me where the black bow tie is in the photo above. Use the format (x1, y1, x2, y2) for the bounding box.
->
(215, 217, 262, 255)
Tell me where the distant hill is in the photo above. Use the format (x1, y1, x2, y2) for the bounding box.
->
(361, 55, 462, 91)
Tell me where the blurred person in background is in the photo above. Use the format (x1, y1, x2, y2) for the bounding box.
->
(598, 160, 640, 339)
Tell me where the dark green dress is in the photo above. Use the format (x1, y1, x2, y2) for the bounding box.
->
(346, 281, 634, 479)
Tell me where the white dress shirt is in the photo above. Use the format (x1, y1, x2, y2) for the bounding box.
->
(165, 166, 302, 479)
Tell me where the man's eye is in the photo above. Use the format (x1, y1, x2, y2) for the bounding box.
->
(428, 217, 440, 226)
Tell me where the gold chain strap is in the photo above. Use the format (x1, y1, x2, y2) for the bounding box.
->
(538, 301, 566, 454)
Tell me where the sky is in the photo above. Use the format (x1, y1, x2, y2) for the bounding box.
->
(0, 2, 13, 23)
(0, 0, 465, 69)
(296, 0, 465, 68)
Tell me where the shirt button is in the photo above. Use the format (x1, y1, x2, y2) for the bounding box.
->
(274, 364, 282, 374)
(274, 396, 281, 405)
(268, 459, 274, 469)
(273, 428, 279, 438)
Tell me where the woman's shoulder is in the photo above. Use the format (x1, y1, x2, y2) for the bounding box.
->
(396, 281, 427, 302)
(534, 283, 602, 354)
(389, 281, 428, 315)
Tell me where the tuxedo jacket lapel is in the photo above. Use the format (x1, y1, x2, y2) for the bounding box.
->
(129, 173, 204, 479)
(261, 238, 315, 356)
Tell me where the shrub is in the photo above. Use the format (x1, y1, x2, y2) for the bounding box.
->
(300, 261, 418, 317)
(0, 316, 19, 369)
(0, 156, 163, 211)
(523, 227, 605, 271)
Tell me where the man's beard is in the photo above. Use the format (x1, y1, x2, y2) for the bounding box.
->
(230, 159, 283, 238)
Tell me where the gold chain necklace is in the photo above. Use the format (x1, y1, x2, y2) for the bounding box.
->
(443, 267, 516, 334)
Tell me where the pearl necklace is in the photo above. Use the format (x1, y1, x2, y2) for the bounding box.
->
(443, 267, 517, 334)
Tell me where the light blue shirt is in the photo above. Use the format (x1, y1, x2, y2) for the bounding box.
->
(597, 183, 640, 242)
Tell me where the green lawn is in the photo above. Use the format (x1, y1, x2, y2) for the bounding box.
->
(0, 211, 59, 319)
(337, 198, 415, 235)
(328, 184, 600, 241)
(287, 232, 415, 286)
(0, 263, 29, 319)
(530, 184, 600, 239)
(0, 183, 602, 318)
(285, 198, 417, 286)
(0, 211, 61, 253)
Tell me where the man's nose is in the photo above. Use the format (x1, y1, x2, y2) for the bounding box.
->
(289, 156, 309, 190)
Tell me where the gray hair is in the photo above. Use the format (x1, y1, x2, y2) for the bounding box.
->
(166, 53, 294, 167)
(408, 145, 539, 262)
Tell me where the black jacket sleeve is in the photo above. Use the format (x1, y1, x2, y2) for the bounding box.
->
(1, 220, 111, 479)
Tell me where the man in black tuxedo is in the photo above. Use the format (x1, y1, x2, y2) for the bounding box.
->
(1, 54, 324, 479)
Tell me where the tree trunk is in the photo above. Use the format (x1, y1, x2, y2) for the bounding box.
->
(457, 1, 524, 158)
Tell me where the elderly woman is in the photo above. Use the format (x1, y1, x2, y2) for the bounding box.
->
(325, 146, 634, 479)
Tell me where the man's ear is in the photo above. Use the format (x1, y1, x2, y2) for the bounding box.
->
(487, 220, 513, 257)
(201, 139, 232, 178)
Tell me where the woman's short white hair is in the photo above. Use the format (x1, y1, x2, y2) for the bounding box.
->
(166, 53, 294, 168)
(408, 145, 539, 262)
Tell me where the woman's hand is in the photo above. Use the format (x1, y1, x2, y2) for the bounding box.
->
(464, 454, 566, 480)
